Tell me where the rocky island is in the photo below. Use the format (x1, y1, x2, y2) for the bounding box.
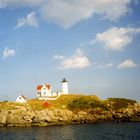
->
(0, 94, 140, 127)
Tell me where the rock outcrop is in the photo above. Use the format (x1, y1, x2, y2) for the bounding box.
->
(0, 103, 140, 127)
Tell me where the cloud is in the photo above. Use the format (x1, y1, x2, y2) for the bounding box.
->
(3, 47, 16, 58)
(0, 0, 133, 28)
(118, 59, 137, 68)
(55, 49, 91, 70)
(0, 0, 43, 8)
(15, 11, 38, 28)
(40, 0, 132, 28)
(95, 27, 140, 51)
(53, 55, 65, 60)
(97, 63, 113, 68)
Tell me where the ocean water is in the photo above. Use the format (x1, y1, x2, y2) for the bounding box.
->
(0, 122, 140, 140)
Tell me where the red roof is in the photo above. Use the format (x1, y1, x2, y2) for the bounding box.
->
(37, 84, 51, 90)
(21, 95, 27, 100)
(45, 84, 51, 90)
(37, 85, 43, 90)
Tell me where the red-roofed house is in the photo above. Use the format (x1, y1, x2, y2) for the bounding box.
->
(37, 84, 52, 97)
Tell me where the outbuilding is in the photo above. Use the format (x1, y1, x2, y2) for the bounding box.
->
(16, 95, 27, 103)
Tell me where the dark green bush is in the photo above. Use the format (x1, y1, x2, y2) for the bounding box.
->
(68, 97, 108, 110)
(106, 98, 137, 110)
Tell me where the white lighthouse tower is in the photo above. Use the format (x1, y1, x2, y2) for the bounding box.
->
(62, 78, 68, 94)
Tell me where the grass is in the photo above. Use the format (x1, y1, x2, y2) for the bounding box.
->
(27, 99, 55, 110)
(49, 94, 100, 109)
(0, 101, 26, 110)
(0, 95, 137, 111)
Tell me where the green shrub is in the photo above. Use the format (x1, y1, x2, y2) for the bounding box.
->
(106, 98, 137, 110)
(68, 96, 108, 110)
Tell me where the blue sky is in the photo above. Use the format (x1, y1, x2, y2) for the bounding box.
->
(0, 0, 140, 101)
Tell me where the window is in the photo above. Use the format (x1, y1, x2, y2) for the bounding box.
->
(38, 92, 41, 97)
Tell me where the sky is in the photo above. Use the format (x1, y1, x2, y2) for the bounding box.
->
(0, 0, 140, 101)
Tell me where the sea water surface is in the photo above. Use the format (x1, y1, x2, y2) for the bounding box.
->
(0, 122, 140, 140)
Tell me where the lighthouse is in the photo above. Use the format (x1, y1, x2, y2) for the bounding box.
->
(62, 78, 68, 94)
